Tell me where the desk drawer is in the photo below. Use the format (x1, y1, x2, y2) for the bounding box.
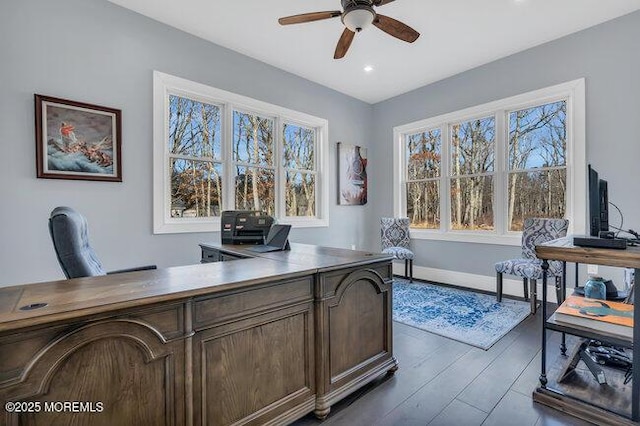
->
(193, 276, 314, 329)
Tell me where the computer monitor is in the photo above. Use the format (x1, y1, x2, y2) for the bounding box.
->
(588, 164, 609, 237)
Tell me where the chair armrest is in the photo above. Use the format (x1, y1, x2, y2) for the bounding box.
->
(107, 265, 157, 275)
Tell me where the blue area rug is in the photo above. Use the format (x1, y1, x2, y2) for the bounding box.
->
(393, 279, 531, 350)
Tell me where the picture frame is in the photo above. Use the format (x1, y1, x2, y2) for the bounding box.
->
(337, 142, 367, 205)
(35, 94, 122, 181)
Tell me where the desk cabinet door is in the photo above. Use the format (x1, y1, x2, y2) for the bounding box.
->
(192, 304, 315, 426)
(0, 320, 185, 426)
(314, 264, 397, 418)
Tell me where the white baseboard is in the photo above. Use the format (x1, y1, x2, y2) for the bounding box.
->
(392, 262, 559, 304)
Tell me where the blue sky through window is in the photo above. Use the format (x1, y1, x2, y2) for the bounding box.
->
(168, 95, 221, 159)
(509, 101, 566, 170)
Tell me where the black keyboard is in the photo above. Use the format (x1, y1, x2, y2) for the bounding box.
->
(573, 236, 627, 249)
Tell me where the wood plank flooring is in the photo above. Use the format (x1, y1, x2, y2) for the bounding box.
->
(293, 303, 594, 426)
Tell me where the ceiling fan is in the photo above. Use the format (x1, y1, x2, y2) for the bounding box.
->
(278, 0, 420, 59)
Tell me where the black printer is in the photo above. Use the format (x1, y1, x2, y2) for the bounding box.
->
(221, 211, 274, 244)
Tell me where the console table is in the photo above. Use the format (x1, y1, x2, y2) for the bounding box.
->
(0, 244, 396, 426)
(533, 238, 640, 425)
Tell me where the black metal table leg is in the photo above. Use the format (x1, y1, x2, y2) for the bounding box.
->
(539, 259, 549, 387)
(632, 268, 639, 421)
(560, 261, 567, 356)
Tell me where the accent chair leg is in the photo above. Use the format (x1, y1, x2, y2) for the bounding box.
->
(409, 259, 413, 283)
(523, 278, 529, 301)
(496, 272, 503, 302)
(404, 260, 408, 280)
(530, 279, 537, 314)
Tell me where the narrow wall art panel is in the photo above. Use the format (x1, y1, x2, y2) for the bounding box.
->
(337, 142, 367, 205)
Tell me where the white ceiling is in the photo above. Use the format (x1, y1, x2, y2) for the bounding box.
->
(108, 0, 640, 104)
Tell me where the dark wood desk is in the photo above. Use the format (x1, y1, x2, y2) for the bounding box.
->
(0, 244, 396, 425)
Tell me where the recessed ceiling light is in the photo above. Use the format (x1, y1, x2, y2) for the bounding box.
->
(364, 65, 374, 73)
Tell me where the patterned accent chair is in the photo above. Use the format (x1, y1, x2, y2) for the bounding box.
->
(495, 217, 569, 314)
(381, 217, 414, 282)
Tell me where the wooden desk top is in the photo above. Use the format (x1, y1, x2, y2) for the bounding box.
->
(0, 244, 391, 333)
(536, 237, 640, 269)
(200, 242, 393, 272)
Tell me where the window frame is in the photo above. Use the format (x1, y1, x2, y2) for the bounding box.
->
(153, 71, 329, 234)
(393, 79, 586, 246)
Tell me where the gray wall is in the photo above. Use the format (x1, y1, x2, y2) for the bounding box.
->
(370, 10, 640, 277)
(2, 0, 638, 287)
(0, 0, 374, 286)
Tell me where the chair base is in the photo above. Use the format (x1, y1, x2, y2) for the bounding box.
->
(496, 272, 538, 314)
(404, 259, 413, 283)
(496, 272, 565, 315)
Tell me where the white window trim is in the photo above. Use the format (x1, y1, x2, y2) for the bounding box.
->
(393, 79, 586, 246)
(153, 71, 329, 234)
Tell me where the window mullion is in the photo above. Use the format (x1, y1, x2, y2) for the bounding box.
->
(400, 134, 407, 218)
(495, 110, 506, 236)
(286, 167, 315, 175)
(449, 171, 495, 179)
(275, 116, 285, 219)
(441, 124, 450, 232)
(235, 161, 276, 171)
(169, 153, 219, 163)
(224, 103, 235, 211)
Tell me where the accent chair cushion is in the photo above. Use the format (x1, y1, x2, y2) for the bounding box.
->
(495, 258, 563, 280)
(382, 247, 414, 260)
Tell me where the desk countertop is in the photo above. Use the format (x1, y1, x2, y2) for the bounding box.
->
(200, 242, 392, 272)
(0, 244, 391, 333)
(536, 236, 640, 269)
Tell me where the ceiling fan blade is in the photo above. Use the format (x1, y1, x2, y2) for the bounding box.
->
(278, 11, 342, 26)
(334, 28, 355, 59)
(373, 0, 396, 6)
(373, 14, 420, 43)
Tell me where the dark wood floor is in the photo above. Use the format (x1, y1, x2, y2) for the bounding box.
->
(294, 303, 594, 426)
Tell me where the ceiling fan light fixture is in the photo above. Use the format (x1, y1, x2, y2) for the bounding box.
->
(342, 7, 375, 32)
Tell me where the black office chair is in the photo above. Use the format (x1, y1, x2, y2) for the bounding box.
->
(49, 206, 156, 279)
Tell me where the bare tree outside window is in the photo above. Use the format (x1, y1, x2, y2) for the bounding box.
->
(233, 111, 275, 215)
(405, 129, 441, 228)
(156, 73, 329, 233)
(396, 81, 580, 240)
(168, 95, 222, 218)
(450, 117, 495, 230)
(508, 101, 567, 231)
(283, 124, 316, 217)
